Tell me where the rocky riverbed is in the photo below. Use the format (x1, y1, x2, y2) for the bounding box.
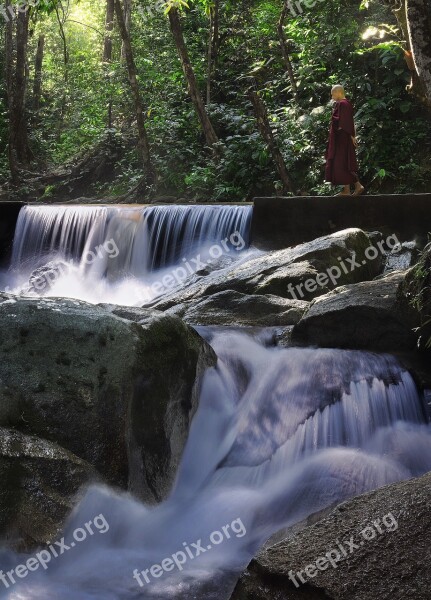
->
(0, 296, 215, 547)
(0, 226, 430, 598)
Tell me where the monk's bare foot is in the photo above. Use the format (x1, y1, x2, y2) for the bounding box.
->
(352, 183, 365, 196)
(336, 186, 351, 196)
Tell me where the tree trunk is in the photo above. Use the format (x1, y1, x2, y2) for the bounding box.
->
(121, 0, 132, 62)
(33, 34, 45, 113)
(114, 0, 155, 188)
(6, 4, 32, 181)
(206, 7, 214, 106)
(384, 0, 431, 111)
(54, 3, 69, 134)
(168, 6, 219, 150)
(249, 90, 296, 195)
(103, 0, 115, 62)
(277, 4, 298, 103)
(206, 0, 220, 106)
(213, 0, 220, 65)
(103, 0, 115, 129)
(405, 0, 431, 110)
(5, 2, 17, 181)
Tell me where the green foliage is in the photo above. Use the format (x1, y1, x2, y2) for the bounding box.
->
(0, 22, 8, 183)
(407, 240, 431, 349)
(1, 0, 430, 198)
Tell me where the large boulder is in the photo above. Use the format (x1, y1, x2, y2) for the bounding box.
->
(166, 290, 309, 326)
(236, 228, 382, 298)
(291, 270, 420, 352)
(0, 294, 216, 509)
(150, 228, 383, 311)
(231, 470, 431, 600)
(0, 427, 96, 549)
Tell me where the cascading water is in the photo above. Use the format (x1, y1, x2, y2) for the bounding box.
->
(7, 205, 253, 306)
(1, 330, 430, 600)
(11, 205, 253, 271)
(1, 205, 431, 599)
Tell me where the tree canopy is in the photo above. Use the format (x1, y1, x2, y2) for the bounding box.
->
(1, 0, 430, 200)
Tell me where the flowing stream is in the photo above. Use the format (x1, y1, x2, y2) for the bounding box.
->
(7, 204, 253, 306)
(1, 205, 430, 599)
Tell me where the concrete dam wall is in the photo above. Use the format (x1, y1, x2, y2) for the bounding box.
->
(251, 193, 431, 250)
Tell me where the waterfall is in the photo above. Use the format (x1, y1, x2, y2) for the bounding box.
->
(11, 204, 252, 274)
(141, 205, 252, 270)
(7, 205, 252, 305)
(2, 204, 431, 599)
(2, 330, 430, 600)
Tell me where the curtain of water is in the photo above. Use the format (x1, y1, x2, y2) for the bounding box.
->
(6, 204, 252, 304)
(10, 205, 253, 276)
(2, 331, 430, 600)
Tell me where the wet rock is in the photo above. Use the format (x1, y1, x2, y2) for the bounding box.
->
(291, 270, 420, 352)
(27, 261, 71, 294)
(166, 290, 309, 326)
(231, 470, 431, 600)
(0, 296, 216, 509)
(0, 427, 96, 549)
(150, 228, 382, 311)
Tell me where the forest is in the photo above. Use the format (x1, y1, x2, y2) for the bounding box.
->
(1, 0, 431, 202)
(1, 2, 431, 598)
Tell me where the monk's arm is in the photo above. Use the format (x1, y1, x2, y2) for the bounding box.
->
(337, 102, 355, 136)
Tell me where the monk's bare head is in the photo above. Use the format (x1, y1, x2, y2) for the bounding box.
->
(331, 84, 345, 101)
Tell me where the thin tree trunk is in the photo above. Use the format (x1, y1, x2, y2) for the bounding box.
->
(33, 34, 45, 112)
(55, 3, 69, 133)
(6, 4, 32, 181)
(103, 0, 115, 129)
(206, 0, 220, 106)
(103, 0, 115, 62)
(213, 0, 220, 65)
(249, 90, 295, 195)
(206, 7, 214, 106)
(278, 4, 298, 103)
(14, 11, 31, 163)
(114, 0, 155, 188)
(121, 0, 132, 62)
(384, 0, 431, 111)
(5, 1, 18, 181)
(405, 0, 431, 110)
(168, 6, 219, 150)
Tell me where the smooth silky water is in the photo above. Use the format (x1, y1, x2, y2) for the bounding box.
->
(0, 205, 430, 599)
(5, 204, 253, 306)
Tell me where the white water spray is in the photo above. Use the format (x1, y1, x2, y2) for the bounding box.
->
(1, 331, 430, 600)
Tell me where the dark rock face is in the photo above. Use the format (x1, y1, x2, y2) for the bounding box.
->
(291, 271, 420, 352)
(0, 427, 97, 549)
(150, 228, 382, 313)
(231, 471, 431, 600)
(166, 290, 309, 326)
(0, 295, 216, 544)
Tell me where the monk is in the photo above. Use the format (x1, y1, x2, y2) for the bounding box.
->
(325, 85, 364, 196)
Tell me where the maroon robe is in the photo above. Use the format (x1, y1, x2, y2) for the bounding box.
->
(325, 98, 358, 185)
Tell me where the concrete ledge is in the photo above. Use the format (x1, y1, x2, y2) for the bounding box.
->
(2, 195, 431, 265)
(251, 194, 431, 250)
